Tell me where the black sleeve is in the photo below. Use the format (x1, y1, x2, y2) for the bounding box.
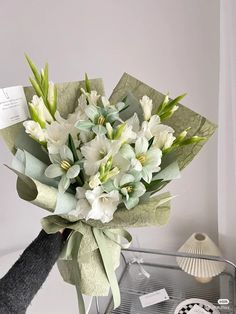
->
(0, 230, 64, 314)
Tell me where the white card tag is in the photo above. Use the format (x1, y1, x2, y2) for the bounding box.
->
(139, 288, 169, 308)
(0, 86, 29, 129)
(188, 305, 209, 314)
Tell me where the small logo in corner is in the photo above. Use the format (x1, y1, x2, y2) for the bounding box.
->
(218, 299, 229, 305)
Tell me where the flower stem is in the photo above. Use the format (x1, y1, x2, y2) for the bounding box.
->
(75, 175, 83, 186)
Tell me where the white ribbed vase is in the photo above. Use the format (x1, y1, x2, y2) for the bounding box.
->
(177, 233, 225, 283)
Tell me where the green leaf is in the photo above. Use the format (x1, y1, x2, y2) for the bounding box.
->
(42, 62, 49, 96)
(28, 103, 38, 121)
(113, 123, 126, 139)
(150, 181, 169, 194)
(152, 161, 180, 181)
(180, 136, 207, 146)
(51, 83, 57, 115)
(143, 178, 163, 191)
(159, 110, 175, 121)
(25, 54, 41, 84)
(68, 134, 79, 162)
(29, 78, 43, 98)
(157, 94, 169, 115)
(164, 93, 186, 112)
(148, 136, 155, 149)
(85, 73, 91, 93)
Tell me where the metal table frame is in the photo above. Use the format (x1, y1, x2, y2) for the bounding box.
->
(95, 247, 236, 313)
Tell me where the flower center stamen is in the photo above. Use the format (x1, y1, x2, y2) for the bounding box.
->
(60, 160, 71, 171)
(101, 197, 108, 202)
(99, 150, 106, 158)
(97, 115, 106, 125)
(137, 154, 146, 165)
(126, 185, 133, 193)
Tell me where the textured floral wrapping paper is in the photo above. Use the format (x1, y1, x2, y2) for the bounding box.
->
(0, 73, 216, 312)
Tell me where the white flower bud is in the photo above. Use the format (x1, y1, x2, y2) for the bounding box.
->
(23, 120, 46, 143)
(140, 95, 153, 120)
(29, 95, 53, 126)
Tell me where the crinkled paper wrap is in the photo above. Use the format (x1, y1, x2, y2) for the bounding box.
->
(0, 74, 216, 297)
(12, 168, 171, 295)
(110, 73, 217, 170)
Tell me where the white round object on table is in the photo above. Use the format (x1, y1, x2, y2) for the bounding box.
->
(174, 298, 220, 314)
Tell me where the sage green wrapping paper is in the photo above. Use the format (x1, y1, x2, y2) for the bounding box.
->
(109, 73, 217, 170)
(0, 74, 216, 300)
(58, 226, 121, 296)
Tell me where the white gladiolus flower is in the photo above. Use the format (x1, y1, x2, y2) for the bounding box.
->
(47, 81, 56, 113)
(46, 120, 69, 154)
(81, 135, 120, 175)
(81, 88, 100, 106)
(89, 173, 101, 189)
(154, 131, 176, 150)
(140, 95, 153, 120)
(120, 137, 162, 183)
(113, 154, 130, 173)
(45, 145, 80, 194)
(106, 122, 113, 139)
(101, 96, 110, 107)
(85, 187, 120, 223)
(46, 111, 81, 154)
(114, 173, 146, 209)
(71, 94, 88, 122)
(23, 120, 47, 143)
(118, 124, 137, 144)
(29, 95, 53, 125)
(141, 115, 176, 150)
(68, 187, 91, 219)
(126, 113, 140, 133)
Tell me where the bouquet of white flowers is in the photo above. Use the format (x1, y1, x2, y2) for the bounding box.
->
(0, 56, 216, 313)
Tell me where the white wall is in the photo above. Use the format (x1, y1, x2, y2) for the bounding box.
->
(0, 0, 219, 257)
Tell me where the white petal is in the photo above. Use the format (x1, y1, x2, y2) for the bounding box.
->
(120, 144, 135, 160)
(66, 165, 80, 179)
(133, 182, 146, 198)
(121, 187, 128, 197)
(76, 187, 87, 199)
(45, 164, 64, 178)
(126, 113, 140, 133)
(120, 174, 135, 186)
(85, 104, 99, 121)
(89, 173, 101, 188)
(60, 145, 74, 162)
(135, 137, 148, 155)
(49, 153, 61, 164)
(58, 176, 70, 193)
(140, 95, 153, 121)
(148, 114, 161, 126)
(101, 96, 110, 107)
(69, 199, 91, 219)
(107, 190, 120, 202)
(85, 186, 103, 204)
(142, 167, 152, 183)
(83, 160, 99, 176)
(124, 197, 139, 209)
(131, 158, 143, 171)
(146, 148, 162, 167)
(92, 125, 107, 135)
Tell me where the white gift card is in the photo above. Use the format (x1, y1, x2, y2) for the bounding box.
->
(139, 288, 169, 308)
(188, 305, 209, 314)
(0, 86, 29, 129)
